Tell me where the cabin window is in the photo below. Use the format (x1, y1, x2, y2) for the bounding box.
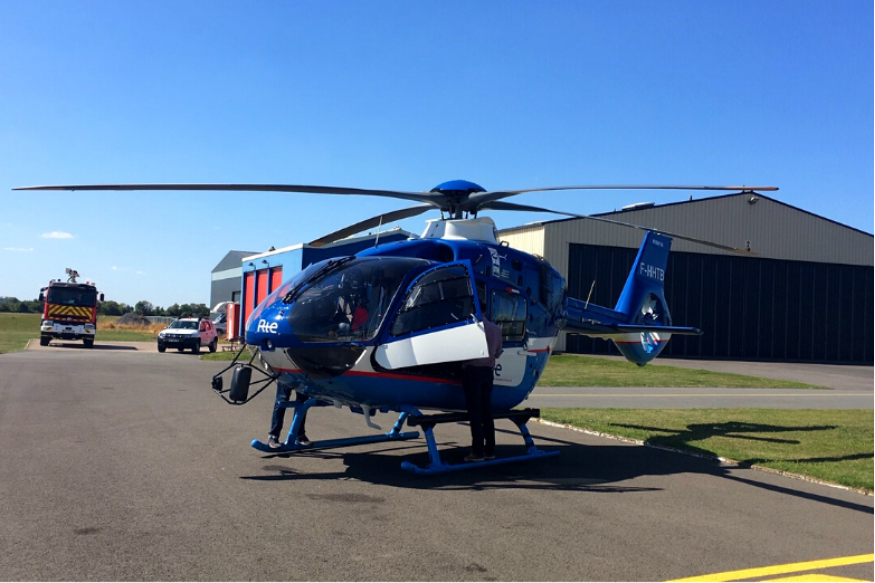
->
(390, 265, 475, 337)
(490, 290, 527, 343)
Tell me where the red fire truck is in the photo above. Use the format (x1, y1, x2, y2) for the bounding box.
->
(38, 269, 104, 348)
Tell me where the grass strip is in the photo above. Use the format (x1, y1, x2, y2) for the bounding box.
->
(0, 313, 160, 352)
(539, 408, 873, 492)
(539, 354, 819, 388)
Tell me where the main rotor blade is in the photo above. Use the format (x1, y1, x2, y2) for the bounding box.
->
(14, 183, 442, 205)
(483, 201, 753, 254)
(567, 212, 754, 253)
(468, 184, 779, 209)
(478, 200, 578, 216)
(307, 204, 436, 248)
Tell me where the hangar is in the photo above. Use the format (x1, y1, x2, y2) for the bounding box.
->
(498, 192, 873, 364)
(210, 250, 257, 309)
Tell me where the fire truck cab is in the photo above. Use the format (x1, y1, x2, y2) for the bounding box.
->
(39, 270, 104, 348)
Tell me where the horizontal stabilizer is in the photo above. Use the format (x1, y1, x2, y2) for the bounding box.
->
(563, 319, 702, 336)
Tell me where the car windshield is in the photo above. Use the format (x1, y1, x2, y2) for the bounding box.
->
(169, 321, 198, 330)
(287, 256, 431, 342)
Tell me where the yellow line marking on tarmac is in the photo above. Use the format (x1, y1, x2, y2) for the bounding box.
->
(669, 553, 874, 582)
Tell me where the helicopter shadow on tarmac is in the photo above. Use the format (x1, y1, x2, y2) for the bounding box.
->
(240, 422, 873, 514)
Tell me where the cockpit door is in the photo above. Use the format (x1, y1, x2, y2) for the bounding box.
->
(375, 261, 485, 370)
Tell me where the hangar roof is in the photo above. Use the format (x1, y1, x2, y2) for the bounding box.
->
(212, 250, 258, 273)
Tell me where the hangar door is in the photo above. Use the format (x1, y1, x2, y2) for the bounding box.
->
(565, 243, 873, 364)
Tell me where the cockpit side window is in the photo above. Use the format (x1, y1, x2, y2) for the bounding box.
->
(490, 290, 527, 343)
(389, 265, 475, 338)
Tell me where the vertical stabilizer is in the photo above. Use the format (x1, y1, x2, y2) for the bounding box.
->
(613, 232, 674, 364)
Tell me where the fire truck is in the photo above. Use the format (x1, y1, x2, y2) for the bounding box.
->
(38, 269, 104, 348)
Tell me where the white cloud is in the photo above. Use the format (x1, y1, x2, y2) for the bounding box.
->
(4, 247, 34, 252)
(41, 231, 74, 239)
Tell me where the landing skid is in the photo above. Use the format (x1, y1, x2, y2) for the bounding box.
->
(252, 402, 419, 453)
(400, 407, 559, 475)
(249, 398, 557, 475)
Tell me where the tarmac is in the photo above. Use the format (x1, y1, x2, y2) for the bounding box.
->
(3, 340, 872, 581)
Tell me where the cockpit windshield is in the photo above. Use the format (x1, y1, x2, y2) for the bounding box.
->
(287, 256, 431, 342)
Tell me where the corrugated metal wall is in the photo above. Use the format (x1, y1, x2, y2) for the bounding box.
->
(565, 243, 874, 364)
(497, 224, 546, 259)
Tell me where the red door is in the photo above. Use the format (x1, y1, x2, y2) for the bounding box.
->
(242, 271, 255, 332)
(270, 267, 283, 293)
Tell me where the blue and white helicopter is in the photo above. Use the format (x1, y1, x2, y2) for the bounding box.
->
(17, 180, 776, 474)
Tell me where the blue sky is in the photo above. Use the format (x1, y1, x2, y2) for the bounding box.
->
(1, 1, 871, 308)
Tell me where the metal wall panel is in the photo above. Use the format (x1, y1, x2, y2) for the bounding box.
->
(498, 225, 545, 259)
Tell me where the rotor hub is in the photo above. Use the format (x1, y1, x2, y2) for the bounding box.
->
(430, 180, 486, 218)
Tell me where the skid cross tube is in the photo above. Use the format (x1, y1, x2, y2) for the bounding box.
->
(400, 407, 559, 475)
(251, 399, 420, 453)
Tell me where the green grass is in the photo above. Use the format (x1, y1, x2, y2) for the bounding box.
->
(0, 313, 42, 354)
(0, 313, 156, 353)
(539, 353, 819, 388)
(200, 349, 245, 361)
(540, 408, 874, 492)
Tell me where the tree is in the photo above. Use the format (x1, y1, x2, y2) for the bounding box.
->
(190, 303, 209, 318)
(99, 301, 124, 316)
(134, 301, 154, 316)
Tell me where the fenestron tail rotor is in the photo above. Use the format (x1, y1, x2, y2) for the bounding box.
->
(14, 181, 777, 250)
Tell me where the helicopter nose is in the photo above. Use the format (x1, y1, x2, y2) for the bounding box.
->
(246, 302, 288, 351)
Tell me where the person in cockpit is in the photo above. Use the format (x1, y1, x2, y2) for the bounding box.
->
(334, 270, 369, 336)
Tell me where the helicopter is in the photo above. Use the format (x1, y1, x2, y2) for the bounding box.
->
(16, 180, 777, 474)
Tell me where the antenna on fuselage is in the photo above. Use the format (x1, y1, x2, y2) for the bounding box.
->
(584, 280, 596, 310)
(374, 215, 383, 247)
